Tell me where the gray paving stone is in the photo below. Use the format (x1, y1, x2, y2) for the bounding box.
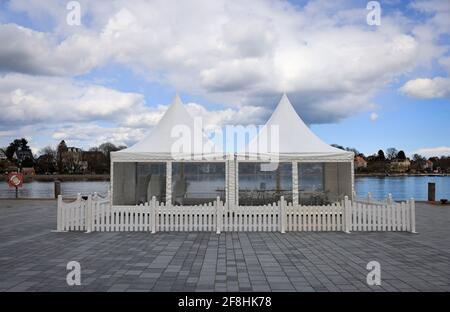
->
(0, 200, 449, 292)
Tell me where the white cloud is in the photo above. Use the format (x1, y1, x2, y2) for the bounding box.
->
(0, 23, 106, 76)
(51, 123, 146, 148)
(438, 56, 450, 73)
(413, 146, 450, 158)
(40, 103, 271, 150)
(399, 77, 450, 99)
(1, 0, 449, 150)
(0, 73, 148, 126)
(370, 112, 378, 121)
(2, 0, 447, 124)
(0, 73, 271, 150)
(186, 103, 269, 130)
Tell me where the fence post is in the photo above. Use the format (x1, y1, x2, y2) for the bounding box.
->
(367, 192, 372, 203)
(216, 196, 222, 234)
(410, 198, 417, 233)
(54, 181, 61, 199)
(85, 195, 92, 233)
(75, 193, 81, 232)
(280, 196, 286, 234)
(352, 190, 357, 201)
(387, 193, 393, 204)
(57, 195, 63, 231)
(344, 196, 351, 233)
(428, 183, 435, 202)
(151, 196, 157, 234)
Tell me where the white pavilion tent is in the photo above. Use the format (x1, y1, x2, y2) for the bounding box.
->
(235, 94, 354, 206)
(111, 94, 354, 207)
(111, 95, 226, 206)
(112, 95, 217, 161)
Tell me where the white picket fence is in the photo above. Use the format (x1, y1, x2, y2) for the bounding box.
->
(57, 192, 110, 232)
(56, 194, 416, 233)
(353, 191, 393, 205)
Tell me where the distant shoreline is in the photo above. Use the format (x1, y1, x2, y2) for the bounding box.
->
(0, 174, 110, 182)
(355, 173, 449, 177)
(0, 173, 448, 183)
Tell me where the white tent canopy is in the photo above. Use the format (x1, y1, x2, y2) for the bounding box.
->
(112, 93, 352, 161)
(112, 95, 220, 161)
(110, 94, 354, 206)
(243, 94, 353, 161)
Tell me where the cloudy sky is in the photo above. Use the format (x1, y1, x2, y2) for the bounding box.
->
(0, 0, 449, 158)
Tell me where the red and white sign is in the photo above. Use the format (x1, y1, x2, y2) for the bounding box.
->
(8, 172, 24, 188)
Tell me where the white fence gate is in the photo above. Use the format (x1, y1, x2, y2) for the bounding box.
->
(57, 194, 416, 233)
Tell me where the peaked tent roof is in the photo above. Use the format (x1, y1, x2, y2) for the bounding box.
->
(112, 95, 220, 160)
(112, 94, 352, 161)
(245, 94, 353, 160)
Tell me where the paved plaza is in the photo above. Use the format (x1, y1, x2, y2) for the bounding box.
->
(0, 199, 449, 292)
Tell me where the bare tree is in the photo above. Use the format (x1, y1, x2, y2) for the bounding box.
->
(98, 142, 122, 172)
(386, 148, 398, 160)
(63, 152, 84, 173)
(412, 154, 425, 162)
(397, 150, 406, 160)
(57, 140, 68, 173)
(98, 142, 118, 155)
(39, 146, 56, 158)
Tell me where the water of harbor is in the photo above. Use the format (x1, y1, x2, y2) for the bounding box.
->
(354, 175, 450, 201)
(0, 181, 109, 199)
(0, 176, 449, 201)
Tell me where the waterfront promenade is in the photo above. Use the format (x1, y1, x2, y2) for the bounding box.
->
(0, 199, 449, 292)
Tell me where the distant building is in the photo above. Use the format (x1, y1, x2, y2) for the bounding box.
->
(5, 165, 19, 173)
(36, 154, 57, 174)
(389, 159, 411, 173)
(422, 160, 433, 171)
(13, 147, 33, 163)
(21, 167, 35, 182)
(67, 147, 82, 153)
(0, 149, 7, 160)
(62, 147, 88, 173)
(354, 156, 367, 168)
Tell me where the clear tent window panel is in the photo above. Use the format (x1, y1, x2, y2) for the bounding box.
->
(298, 162, 325, 205)
(298, 162, 352, 205)
(239, 162, 292, 206)
(113, 162, 166, 205)
(172, 162, 225, 205)
(135, 163, 166, 204)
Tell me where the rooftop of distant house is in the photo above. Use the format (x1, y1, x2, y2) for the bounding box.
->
(66, 147, 82, 153)
(13, 147, 33, 159)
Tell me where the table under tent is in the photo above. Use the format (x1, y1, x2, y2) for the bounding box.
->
(111, 94, 354, 209)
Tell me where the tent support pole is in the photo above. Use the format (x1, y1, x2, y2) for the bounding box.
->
(292, 161, 298, 205)
(235, 157, 239, 207)
(110, 159, 114, 206)
(227, 157, 237, 209)
(225, 159, 229, 208)
(166, 161, 172, 205)
(350, 160, 354, 200)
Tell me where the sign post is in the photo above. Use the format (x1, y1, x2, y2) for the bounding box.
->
(8, 172, 24, 199)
